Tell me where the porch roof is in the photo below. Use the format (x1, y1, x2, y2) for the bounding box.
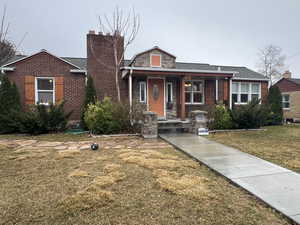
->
(121, 66, 237, 79)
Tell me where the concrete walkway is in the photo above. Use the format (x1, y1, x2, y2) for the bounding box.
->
(160, 133, 300, 225)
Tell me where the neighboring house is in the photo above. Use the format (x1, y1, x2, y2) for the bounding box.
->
(0, 31, 269, 122)
(275, 71, 300, 122)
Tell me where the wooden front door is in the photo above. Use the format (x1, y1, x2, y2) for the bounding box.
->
(148, 78, 165, 118)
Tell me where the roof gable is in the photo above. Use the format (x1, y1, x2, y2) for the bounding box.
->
(275, 78, 300, 92)
(130, 46, 176, 65)
(2, 50, 81, 69)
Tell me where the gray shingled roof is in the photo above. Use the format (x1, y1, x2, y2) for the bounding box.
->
(2, 55, 267, 80)
(175, 62, 267, 80)
(288, 78, 300, 85)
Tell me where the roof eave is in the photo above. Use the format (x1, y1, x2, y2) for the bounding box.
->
(121, 66, 237, 77)
(70, 69, 87, 75)
(0, 67, 15, 73)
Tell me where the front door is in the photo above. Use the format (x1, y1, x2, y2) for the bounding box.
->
(148, 78, 165, 118)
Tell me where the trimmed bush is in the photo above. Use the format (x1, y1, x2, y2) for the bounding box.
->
(84, 98, 143, 134)
(231, 99, 267, 129)
(265, 86, 283, 125)
(20, 102, 72, 135)
(81, 76, 97, 129)
(210, 104, 233, 130)
(0, 76, 22, 133)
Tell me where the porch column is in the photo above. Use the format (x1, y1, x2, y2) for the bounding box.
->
(229, 78, 232, 109)
(215, 79, 219, 103)
(128, 70, 133, 111)
(180, 77, 186, 120)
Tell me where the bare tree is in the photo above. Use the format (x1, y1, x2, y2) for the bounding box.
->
(0, 5, 26, 67)
(257, 45, 286, 84)
(92, 6, 140, 102)
(0, 5, 16, 66)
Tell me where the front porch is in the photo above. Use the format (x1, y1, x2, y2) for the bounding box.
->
(125, 68, 235, 121)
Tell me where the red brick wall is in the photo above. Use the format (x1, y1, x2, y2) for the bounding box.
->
(205, 79, 215, 105)
(275, 78, 300, 92)
(87, 33, 128, 102)
(5, 51, 85, 120)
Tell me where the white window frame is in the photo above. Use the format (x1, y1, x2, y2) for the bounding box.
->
(232, 82, 261, 105)
(150, 53, 161, 67)
(185, 80, 205, 105)
(282, 94, 290, 110)
(35, 77, 55, 105)
(139, 81, 147, 103)
(166, 82, 173, 103)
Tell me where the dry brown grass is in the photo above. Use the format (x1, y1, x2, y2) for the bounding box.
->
(153, 169, 211, 200)
(209, 125, 300, 174)
(119, 151, 198, 170)
(92, 171, 126, 188)
(68, 169, 90, 178)
(0, 135, 291, 225)
(55, 149, 81, 159)
(59, 185, 113, 213)
(103, 163, 121, 172)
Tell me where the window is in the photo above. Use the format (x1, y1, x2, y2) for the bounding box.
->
(166, 82, 173, 103)
(139, 81, 146, 103)
(232, 82, 261, 104)
(282, 94, 290, 109)
(150, 54, 161, 67)
(185, 80, 204, 104)
(36, 77, 55, 105)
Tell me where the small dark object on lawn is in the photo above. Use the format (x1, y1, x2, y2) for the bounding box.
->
(91, 143, 99, 151)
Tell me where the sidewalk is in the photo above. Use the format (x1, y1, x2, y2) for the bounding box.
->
(160, 133, 300, 224)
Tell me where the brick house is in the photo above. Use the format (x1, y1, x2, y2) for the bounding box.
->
(0, 31, 269, 122)
(275, 71, 300, 122)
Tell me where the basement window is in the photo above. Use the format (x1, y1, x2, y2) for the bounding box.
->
(35, 77, 55, 105)
(282, 94, 290, 109)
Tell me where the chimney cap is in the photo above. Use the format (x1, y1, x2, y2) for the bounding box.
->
(283, 70, 292, 79)
(89, 30, 95, 34)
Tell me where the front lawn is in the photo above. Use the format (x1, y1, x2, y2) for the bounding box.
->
(209, 125, 300, 174)
(0, 135, 290, 225)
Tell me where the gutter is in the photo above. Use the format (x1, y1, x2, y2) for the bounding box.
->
(232, 77, 269, 81)
(70, 69, 87, 75)
(120, 66, 238, 75)
(0, 67, 15, 73)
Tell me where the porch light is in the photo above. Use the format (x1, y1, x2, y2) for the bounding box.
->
(185, 83, 192, 87)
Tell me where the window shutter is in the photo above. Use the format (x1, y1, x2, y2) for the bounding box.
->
(55, 76, 64, 104)
(25, 75, 35, 105)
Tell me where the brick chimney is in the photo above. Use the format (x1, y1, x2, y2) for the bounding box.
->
(283, 70, 292, 79)
(87, 32, 126, 101)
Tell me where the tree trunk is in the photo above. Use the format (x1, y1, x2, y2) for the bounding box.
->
(114, 47, 121, 102)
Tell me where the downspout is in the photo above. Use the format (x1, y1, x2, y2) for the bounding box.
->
(129, 68, 133, 125)
(229, 77, 233, 109)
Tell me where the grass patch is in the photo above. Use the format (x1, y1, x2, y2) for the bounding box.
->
(209, 125, 300, 173)
(0, 135, 291, 225)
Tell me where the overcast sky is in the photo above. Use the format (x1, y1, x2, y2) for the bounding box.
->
(3, 0, 300, 77)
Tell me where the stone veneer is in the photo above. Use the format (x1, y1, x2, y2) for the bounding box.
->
(188, 110, 208, 134)
(142, 111, 158, 138)
(133, 49, 176, 68)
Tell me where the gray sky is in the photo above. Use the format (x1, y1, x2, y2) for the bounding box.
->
(4, 0, 300, 77)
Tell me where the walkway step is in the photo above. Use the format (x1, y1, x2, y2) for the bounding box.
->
(160, 133, 300, 225)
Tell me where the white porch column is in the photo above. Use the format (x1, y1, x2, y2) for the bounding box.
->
(229, 78, 232, 109)
(129, 69, 133, 111)
(215, 79, 219, 102)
